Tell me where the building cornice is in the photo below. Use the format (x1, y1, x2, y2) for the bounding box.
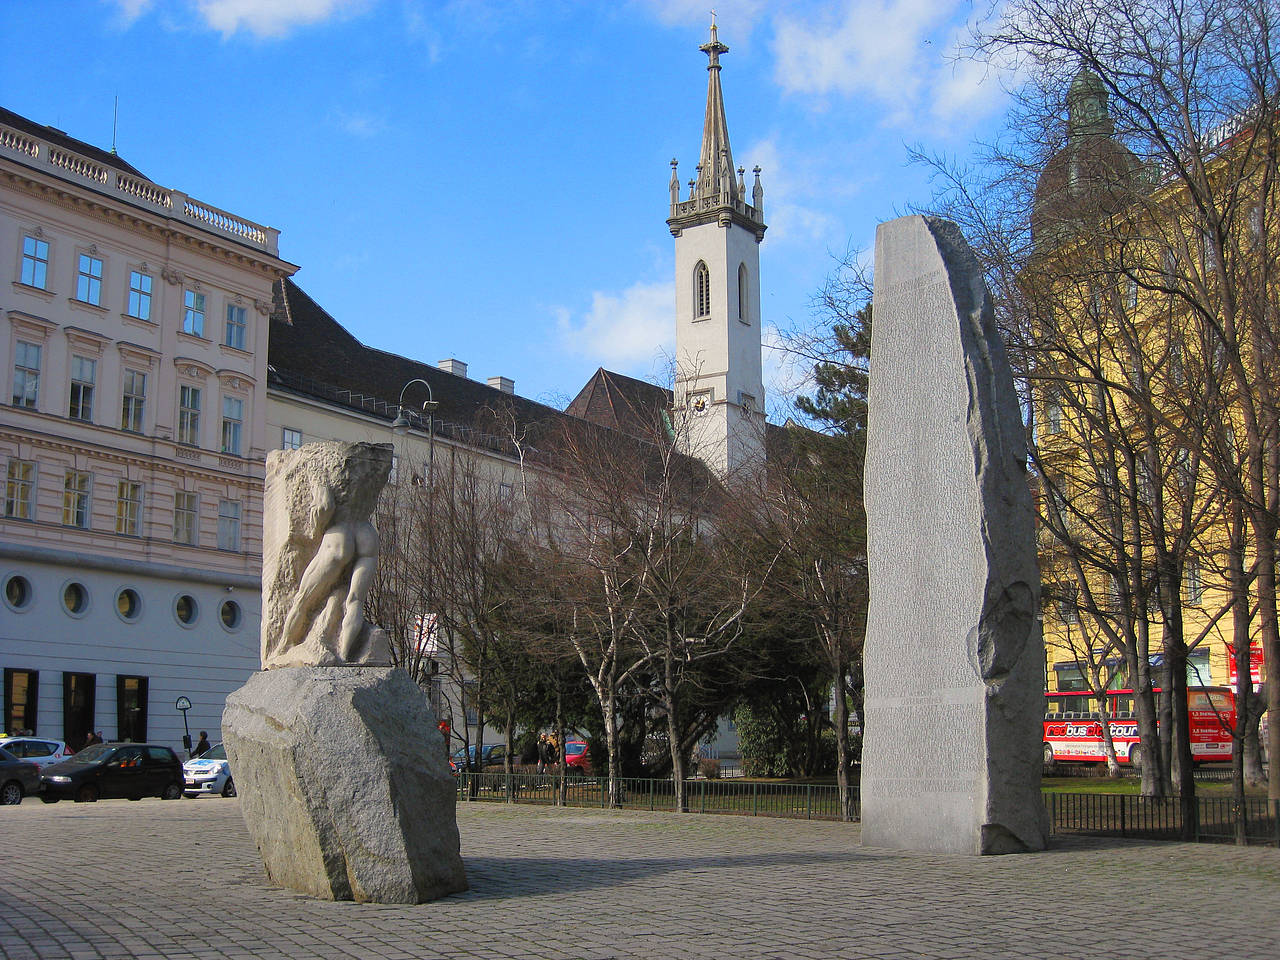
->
(1, 122, 298, 279)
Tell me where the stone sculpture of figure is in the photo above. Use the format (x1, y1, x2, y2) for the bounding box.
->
(260, 440, 394, 669)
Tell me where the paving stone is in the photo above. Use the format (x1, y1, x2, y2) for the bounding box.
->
(2, 797, 1278, 959)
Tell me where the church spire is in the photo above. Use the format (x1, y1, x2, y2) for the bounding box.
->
(697, 15, 735, 203)
(667, 15, 765, 241)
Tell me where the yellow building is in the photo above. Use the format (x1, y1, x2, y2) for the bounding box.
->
(1028, 71, 1269, 724)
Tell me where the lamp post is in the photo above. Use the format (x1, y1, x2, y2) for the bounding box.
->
(391, 378, 440, 692)
(391, 378, 439, 485)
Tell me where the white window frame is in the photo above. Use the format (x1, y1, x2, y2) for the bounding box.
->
(217, 498, 241, 552)
(121, 369, 146, 432)
(20, 235, 49, 289)
(63, 470, 92, 528)
(282, 427, 303, 450)
(127, 269, 153, 321)
(224, 303, 247, 350)
(75, 253, 104, 306)
(182, 289, 206, 337)
(68, 355, 96, 422)
(173, 490, 198, 545)
(5, 459, 36, 520)
(116, 480, 142, 536)
(221, 395, 244, 455)
(12, 340, 41, 408)
(178, 385, 201, 446)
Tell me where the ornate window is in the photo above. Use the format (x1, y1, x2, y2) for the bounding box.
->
(69, 356, 96, 421)
(76, 254, 103, 305)
(127, 270, 152, 321)
(5, 459, 35, 520)
(63, 470, 91, 528)
(12, 341, 41, 408)
(218, 499, 241, 551)
(178, 385, 201, 445)
(224, 304, 247, 350)
(694, 261, 710, 319)
(116, 480, 142, 536)
(20, 236, 49, 289)
(737, 262, 748, 323)
(183, 289, 206, 337)
(221, 395, 244, 455)
(174, 490, 198, 545)
(121, 369, 146, 432)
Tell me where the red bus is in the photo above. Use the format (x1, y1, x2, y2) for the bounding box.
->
(1043, 687, 1236, 767)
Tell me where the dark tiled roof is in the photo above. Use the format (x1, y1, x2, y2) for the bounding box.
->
(0, 106, 148, 180)
(565, 368, 674, 440)
(268, 278, 568, 457)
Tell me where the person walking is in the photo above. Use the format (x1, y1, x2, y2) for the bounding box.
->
(192, 731, 211, 758)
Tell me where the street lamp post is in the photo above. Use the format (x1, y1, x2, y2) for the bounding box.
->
(391, 378, 439, 485)
(391, 378, 440, 693)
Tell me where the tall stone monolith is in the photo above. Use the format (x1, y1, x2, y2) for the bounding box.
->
(860, 215, 1048, 855)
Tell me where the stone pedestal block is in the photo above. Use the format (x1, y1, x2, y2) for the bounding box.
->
(223, 666, 467, 902)
(861, 215, 1049, 855)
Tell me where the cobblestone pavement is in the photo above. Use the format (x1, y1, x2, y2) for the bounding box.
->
(3, 797, 1278, 960)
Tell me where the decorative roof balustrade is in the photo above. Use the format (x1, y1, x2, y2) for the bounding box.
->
(0, 118, 279, 256)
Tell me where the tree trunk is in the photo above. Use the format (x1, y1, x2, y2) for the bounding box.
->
(831, 660, 854, 822)
(663, 652, 688, 813)
(603, 688, 622, 808)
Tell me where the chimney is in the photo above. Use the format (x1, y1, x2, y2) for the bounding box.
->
(487, 376, 514, 395)
(439, 358, 467, 378)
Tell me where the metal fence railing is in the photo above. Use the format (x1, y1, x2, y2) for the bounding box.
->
(455, 772, 857, 821)
(1044, 793, 1280, 846)
(454, 773, 1279, 846)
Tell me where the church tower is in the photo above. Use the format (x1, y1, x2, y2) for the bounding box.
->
(668, 17, 767, 478)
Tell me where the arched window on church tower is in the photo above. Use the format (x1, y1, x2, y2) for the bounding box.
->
(737, 262, 748, 323)
(694, 261, 710, 319)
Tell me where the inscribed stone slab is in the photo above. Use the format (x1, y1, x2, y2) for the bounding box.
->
(860, 215, 1048, 855)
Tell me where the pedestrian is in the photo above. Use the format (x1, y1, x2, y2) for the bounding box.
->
(192, 731, 211, 758)
(83, 730, 101, 748)
(537, 733, 551, 775)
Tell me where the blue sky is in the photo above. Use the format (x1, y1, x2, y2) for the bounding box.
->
(5, 0, 1013, 417)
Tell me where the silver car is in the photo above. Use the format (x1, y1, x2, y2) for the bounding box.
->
(183, 743, 235, 798)
(0, 736, 73, 769)
(0, 746, 41, 804)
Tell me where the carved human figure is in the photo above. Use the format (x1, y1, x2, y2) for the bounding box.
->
(261, 441, 393, 669)
(279, 485, 381, 662)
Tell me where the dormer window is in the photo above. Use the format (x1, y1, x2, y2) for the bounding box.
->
(694, 261, 710, 319)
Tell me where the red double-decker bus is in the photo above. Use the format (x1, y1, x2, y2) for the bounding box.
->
(1043, 687, 1236, 767)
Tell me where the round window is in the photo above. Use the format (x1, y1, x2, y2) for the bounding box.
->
(63, 582, 88, 616)
(175, 594, 199, 625)
(116, 588, 142, 621)
(219, 599, 242, 630)
(4, 575, 33, 611)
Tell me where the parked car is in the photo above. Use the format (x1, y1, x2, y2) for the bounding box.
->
(183, 743, 235, 798)
(39, 743, 184, 803)
(563, 739, 591, 774)
(0, 736, 73, 769)
(0, 746, 41, 805)
(449, 743, 508, 773)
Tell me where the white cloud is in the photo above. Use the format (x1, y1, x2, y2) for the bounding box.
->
(762, 322, 813, 415)
(193, 0, 369, 37)
(111, 0, 154, 21)
(768, 0, 1018, 133)
(737, 137, 842, 247)
(555, 280, 675, 372)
